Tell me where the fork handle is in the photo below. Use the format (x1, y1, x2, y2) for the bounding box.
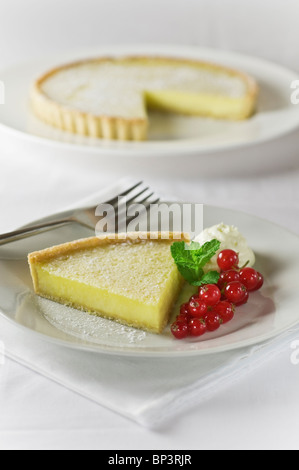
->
(0, 218, 72, 246)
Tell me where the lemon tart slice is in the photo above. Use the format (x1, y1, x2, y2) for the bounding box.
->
(31, 56, 258, 141)
(28, 232, 189, 334)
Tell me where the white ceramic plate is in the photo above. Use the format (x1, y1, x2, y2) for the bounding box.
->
(0, 204, 299, 357)
(0, 44, 298, 159)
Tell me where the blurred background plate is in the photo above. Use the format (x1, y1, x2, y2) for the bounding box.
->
(1, 44, 299, 177)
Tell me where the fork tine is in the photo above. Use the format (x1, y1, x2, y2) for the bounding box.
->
(147, 197, 160, 206)
(125, 187, 151, 205)
(114, 194, 160, 232)
(102, 187, 152, 222)
(135, 192, 154, 204)
(78, 182, 160, 233)
(99, 181, 144, 209)
(134, 197, 160, 213)
(128, 193, 160, 207)
(116, 191, 159, 218)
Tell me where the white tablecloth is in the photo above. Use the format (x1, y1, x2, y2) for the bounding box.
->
(1, 0, 299, 450)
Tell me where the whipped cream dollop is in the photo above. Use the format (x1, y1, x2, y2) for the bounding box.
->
(194, 223, 255, 272)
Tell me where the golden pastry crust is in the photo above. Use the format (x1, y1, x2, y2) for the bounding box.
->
(31, 56, 259, 141)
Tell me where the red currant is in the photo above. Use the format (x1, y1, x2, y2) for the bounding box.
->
(180, 303, 190, 316)
(239, 267, 259, 291)
(235, 290, 249, 306)
(251, 272, 264, 291)
(217, 249, 239, 271)
(213, 301, 235, 323)
(188, 298, 208, 318)
(175, 303, 190, 322)
(176, 312, 189, 323)
(171, 320, 189, 339)
(198, 284, 221, 306)
(224, 281, 247, 304)
(204, 312, 222, 332)
(218, 269, 240, 289)
(188, 318, 207, 337)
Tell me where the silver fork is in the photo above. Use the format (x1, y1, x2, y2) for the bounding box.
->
(0, 181, 160, 246)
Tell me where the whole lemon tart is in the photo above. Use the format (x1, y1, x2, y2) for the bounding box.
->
(28, 232, 189, 334)
(31, 56, 258, 141)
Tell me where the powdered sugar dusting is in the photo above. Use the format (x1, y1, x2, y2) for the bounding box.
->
(42, 61, 247, 117)
(41, 241, 176, 305)
(36, 297, 147, 345)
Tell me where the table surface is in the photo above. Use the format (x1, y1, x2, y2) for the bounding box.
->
(1, 0, 299, 450)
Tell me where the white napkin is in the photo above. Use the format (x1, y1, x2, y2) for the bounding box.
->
(2, 317, 298, 428)
(0, 179, 298, 429)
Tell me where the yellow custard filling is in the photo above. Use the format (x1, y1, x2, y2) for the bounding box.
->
(28, 234, 187, 333)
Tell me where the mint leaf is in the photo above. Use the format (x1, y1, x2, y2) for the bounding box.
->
(176, 265, 205, 286)
(193, 271, 220, 287)
(170, 241, 198, 269)
(171, 239, 221, 286)
(187, 239, 221, 268)
(171, 241, 204, 284)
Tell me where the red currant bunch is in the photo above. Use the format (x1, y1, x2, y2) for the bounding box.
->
(171, 248, 264, 340)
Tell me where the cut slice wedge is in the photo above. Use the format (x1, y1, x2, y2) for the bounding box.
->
(28, 232, 189, 334)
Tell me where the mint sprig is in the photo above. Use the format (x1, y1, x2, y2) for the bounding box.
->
(170, 239, 221, 287)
